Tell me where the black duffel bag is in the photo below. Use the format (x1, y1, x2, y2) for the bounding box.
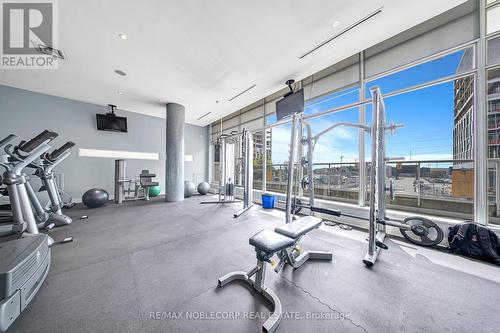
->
(448, 222, 500, 265)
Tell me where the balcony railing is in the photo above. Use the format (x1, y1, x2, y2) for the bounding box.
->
(207, 158, 498, 222)
(254, 159, 480, 219)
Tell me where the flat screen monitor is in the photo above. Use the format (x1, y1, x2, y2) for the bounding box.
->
(276, 89, 304, 120)
(96, 114, 128, 132)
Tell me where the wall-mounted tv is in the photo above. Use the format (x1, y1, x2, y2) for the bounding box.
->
(276, 88, 304, 120)
(96, 113, 128, 132)
(96, 104, 127, 132)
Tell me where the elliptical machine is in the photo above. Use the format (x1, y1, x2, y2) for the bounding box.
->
(27, 142, 75, 230)
(0, 130, 58, 244)
(0, 135, 26, 235)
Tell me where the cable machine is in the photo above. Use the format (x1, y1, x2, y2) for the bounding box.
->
(202, 128, 254, 218)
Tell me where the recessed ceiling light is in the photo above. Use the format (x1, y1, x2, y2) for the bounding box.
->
(117, 91, 124, 95)
(115, 69, 127, 76)
(332, 21, 340, 28)
(118, 33, 128, 40)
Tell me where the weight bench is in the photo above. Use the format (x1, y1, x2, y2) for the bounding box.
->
(138, 170, 159, 200)
(218, 229, 294, 332)
(273, 216, 332, 272)
(218, 216, 332, 332)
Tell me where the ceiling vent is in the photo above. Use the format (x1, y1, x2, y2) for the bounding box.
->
(228, 84, 256, 102)
(32, 41, 65, 59)
(197, 112, 212, 121)
(299, 7, 383, 59)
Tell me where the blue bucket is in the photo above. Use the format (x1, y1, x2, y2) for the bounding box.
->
(261, 193, 275, 209)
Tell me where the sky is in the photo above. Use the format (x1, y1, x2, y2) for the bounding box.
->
(269, 50, 470, 167)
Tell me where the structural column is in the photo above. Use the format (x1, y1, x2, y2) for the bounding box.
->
(165, 103, 185, 202)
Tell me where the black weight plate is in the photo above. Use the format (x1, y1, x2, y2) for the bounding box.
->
(291, 197, 302, 215)
(400, 216, 444, 247)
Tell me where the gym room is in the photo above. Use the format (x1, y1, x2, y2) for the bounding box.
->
(0, 0, 499, 332)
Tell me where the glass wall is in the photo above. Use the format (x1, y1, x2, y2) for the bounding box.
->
(365, 47, 474, 97)
(266, 124, 292, 194)
(252, 130, 267, 190)
(304, 86, 359, 116)
(208, 11, 485, 222)
(306, 107, 360, 203)
(365, 80, 474, 219)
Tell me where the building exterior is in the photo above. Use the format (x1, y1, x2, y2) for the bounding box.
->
(453, 49, 474, 162)
(253, 130, 272, 162)
(452, 48, 474, 199)
(488, 67, 500, 158)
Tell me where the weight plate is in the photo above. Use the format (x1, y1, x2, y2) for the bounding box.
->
(338, 224, 353, 231)
(400, 216, 444, 247)
(301, 177, 309, 190)
(291, 197, 302, 215)
(300, 156, 309, 167)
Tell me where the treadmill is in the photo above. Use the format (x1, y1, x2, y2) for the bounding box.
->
(0, 131, 56, 332)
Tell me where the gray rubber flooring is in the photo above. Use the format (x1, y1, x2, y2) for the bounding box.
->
(8, 195, 500, 333)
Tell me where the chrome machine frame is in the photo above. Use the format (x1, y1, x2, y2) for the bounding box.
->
(1, 131, 59, 245)
(285, 87, 406, 266)
(202, 128, 254, 218)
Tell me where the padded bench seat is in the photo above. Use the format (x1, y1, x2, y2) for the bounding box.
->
(141, 181, 159, 186)
(274, 216, 323, 239)
(249, 229, 295, 254)
(140, 174, 156, 178)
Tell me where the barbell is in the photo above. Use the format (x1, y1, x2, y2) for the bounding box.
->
(289, 198, 444, 247)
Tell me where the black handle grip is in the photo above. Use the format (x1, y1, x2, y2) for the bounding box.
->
(0, 134, 16, 148)
(18, 130, 58, 153)
(310, 206, 342, 217)
(47, 141, 75, 161)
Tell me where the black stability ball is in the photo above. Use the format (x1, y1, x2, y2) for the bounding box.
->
(82, 188, 109, 208)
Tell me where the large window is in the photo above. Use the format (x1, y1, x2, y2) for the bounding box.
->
(210, 35, 479, 222)
(363, 54, 475, 219)
(304, 86, 359, 116)
(252, 130, 268, 190)
(267, 124, 292, 194)
(306, 108, 360, 203)
(365, 48, 474, 97)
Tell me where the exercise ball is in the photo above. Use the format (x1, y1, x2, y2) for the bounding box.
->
(149, 185, 161, 197)
(197, 182, 210, 195)
(82, 188, 108, 208)
(184, 181, 196, 198)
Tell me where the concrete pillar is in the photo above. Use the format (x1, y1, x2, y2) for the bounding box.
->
(165, 103, 185, 202)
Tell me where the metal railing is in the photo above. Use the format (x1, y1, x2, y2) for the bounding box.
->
(257, 159, 477, 218)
